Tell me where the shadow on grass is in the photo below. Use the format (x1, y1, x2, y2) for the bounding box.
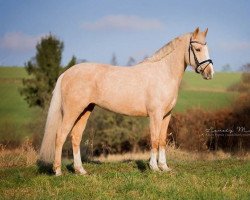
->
(135, 160, 148, 172)
(36, 160, 54, 175)
(37, 158, 149, 175)
(65, 161, 102, 173)
(121, 159, 149, 172)
(36, 159, 103, 175)
(65, 163, 75, 173)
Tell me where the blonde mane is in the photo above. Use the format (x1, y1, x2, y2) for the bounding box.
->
(143, 36, 183, 63)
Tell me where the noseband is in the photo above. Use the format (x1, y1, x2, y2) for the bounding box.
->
(189, 38, 213, 73)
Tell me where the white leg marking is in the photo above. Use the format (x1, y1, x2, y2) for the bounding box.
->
(74, 149, 87, 175)
(149, 150, 159, 171)
(158, 147, 166, 165)
(158, 147, 171, 172)
(55, 168, 62, 176)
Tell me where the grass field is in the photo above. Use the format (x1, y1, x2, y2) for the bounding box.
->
(0, 67, 39, 142)
(0, 67, 248, 199)
(182, 72, 241, 91)
(175, 71, 240, 112)
(0, 147, 249, 200)
(0, 66, 241, 142)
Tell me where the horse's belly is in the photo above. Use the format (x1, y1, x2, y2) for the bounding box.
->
(94, 94, 148, 117)
(92, 66, 148, 116)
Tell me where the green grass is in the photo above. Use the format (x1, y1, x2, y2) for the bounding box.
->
(0, 159, 249, 199)
(182, 72, 242, 91)
(175, 90, 238, 112)
(0, 66, 29, 79)
(0, 67, 39, 141)
(173, 72, 241, 112)
(0, 67, 37, 125)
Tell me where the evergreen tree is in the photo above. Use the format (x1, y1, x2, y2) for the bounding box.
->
(65, 55, 77, 71)
(222, 64, 231, 72)
(127, 56, 136, 66)
(20, 34, 75, 109)
(111, 53, 118, 65)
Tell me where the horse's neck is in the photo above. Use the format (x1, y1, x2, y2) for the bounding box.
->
(160, 36, 188, 87)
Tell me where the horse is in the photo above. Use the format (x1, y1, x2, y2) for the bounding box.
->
(39, 27, 214, 176)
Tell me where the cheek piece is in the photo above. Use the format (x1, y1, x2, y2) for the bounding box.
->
(188, 37, 213, 74)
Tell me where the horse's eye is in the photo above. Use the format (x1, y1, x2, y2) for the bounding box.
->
(196, 48, 201, 52)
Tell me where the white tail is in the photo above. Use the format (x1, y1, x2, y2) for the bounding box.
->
(39, 74, 64, 163)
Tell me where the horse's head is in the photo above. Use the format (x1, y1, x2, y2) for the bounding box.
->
(186, 27, 214, 80)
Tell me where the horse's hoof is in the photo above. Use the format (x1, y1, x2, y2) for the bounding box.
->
(53, 167, 62, 176)
(149, 163, 160, 171)
(55, 171, 62, 176)
(158, 164, 172, 172)
(75, 167, 88, 175)
(77, 170, 88, 175)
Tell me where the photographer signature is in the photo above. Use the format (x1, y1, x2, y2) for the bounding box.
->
(205, 126, 250, 136)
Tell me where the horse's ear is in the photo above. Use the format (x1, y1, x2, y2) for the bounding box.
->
(193, 27, 200, 39)
(203, 28, 208, 37)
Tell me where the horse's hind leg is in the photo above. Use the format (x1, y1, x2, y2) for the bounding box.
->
(54, 105, 86, 176)
(71, 104, 94, 175)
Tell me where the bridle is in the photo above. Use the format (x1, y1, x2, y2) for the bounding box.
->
(189, 37, 213, 74)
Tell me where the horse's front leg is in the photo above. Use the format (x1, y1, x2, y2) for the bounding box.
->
(149, 111, 163, 171)
(158, 113, 172, 171)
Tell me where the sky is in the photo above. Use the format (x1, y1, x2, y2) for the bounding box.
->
(0, 0, 249, 71)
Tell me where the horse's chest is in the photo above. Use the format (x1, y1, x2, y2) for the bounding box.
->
(168, 96, 177, 110)
(161, 91, 178, 113)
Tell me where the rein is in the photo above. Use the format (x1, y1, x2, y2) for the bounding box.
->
(188, 38, 213, 73)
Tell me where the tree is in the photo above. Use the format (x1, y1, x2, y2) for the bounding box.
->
(20, 34, 75, 109)
(222, 64, 231, 72)
(110, 53, 118, 65)
(127, 56, 136, 66)
(65, 55, 77, 71)
(241, 63, 250, 72)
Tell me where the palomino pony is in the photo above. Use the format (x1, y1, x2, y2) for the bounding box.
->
(39, 27, 214, 176)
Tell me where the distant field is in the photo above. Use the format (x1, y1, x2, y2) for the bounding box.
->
(0, 67, 241, 142)
(0, 67, 34, 127)
(0, 67, 29, 79)
(175, 90, 237, 112)
(182, 72, 241, 91)
(176, 71, 240, 112)
(0, 67, 39, 142)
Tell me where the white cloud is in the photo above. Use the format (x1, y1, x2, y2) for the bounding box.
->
(0, 32, 43, 52)
(82, 15, 165, 31)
